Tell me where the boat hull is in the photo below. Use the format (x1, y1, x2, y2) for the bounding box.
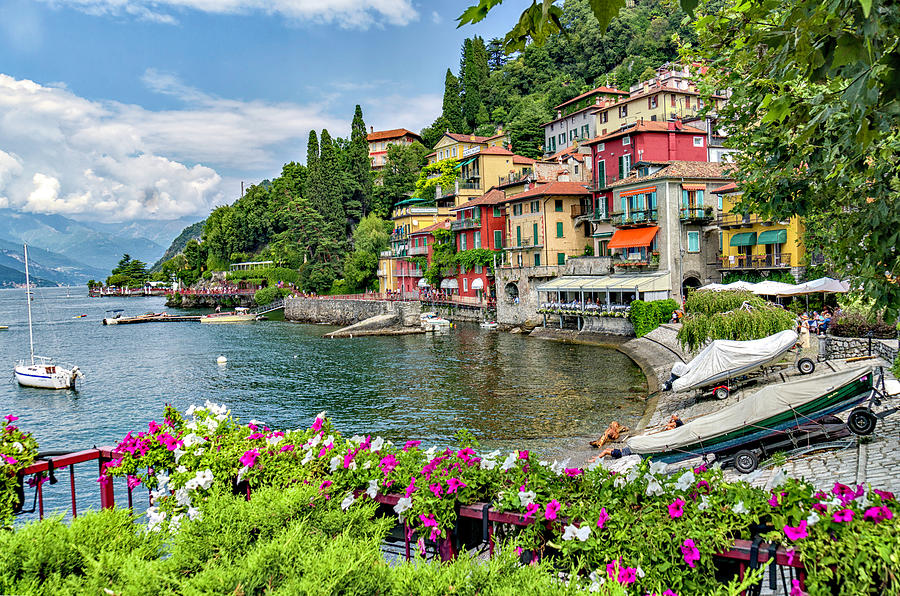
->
(200, 314, 256, 324)
(15, 364, 78, 390)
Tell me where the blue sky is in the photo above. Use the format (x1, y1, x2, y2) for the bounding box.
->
(0, 0, 522, 223)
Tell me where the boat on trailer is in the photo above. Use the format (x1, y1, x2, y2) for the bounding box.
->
(628, 366, 897, 472)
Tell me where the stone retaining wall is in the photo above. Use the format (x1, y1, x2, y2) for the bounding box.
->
(285, 298, 420, 327)
(819, 335, 898, 363)
(580, 317, 634, 336)
(422, 304, 489, 323)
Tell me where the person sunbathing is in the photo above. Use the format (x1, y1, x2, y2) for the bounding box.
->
(590, 421, 629, 448)
(664, 414, 684, 430)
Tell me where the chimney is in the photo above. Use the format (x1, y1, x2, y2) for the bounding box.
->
(370, 126, 374, 133)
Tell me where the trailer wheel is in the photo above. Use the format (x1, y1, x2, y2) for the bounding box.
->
(714, 386, 729, 400)
(733, 449, 759, 474)
(848, 408, 877, 436)
(797, 358, 815, 375)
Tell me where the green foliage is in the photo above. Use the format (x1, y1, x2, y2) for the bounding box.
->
(106, 254, 149, 288)
(829, 296, 898, 339)
(628, 299, 678, 337)
(677, 291, 796, 351)
(226, 267, 298, 285)
(455, 248, 499, 274)
(722, 271, 795, 285)
(342, 214, 392, 292)
(373, 141, 429, 216)
(151, 219, 205, 272)
(423, 228, 457, 287)
(442, 69, 466, 133)
(691, 0, 900, 320)
(346, 105, 373, 224)
(253, 286, 290, 306)
(413, 159, 457, 202)
(461, 36, 490, 131)
(0, 416, 38, 525)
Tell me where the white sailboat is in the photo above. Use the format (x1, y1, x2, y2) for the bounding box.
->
(14, 244, 82, 390)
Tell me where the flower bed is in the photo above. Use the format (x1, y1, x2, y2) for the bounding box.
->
(1, 415, 39, 525)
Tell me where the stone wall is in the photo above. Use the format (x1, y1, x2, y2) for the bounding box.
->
(819, 334, 898, 363)
(581, 316, 634, 336)
(422, 303, 489, 323)
(495, 266, 562, 326)
(285, 298, 421, 327)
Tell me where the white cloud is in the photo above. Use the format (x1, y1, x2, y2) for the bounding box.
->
(40, 0, 419, 28)
(431, 10, 441, 24)
(0, 72, 346, 222)
(363, 92, 441, 137)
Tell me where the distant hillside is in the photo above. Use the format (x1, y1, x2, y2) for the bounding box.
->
(0, 238, 106, 285)
(0, 262, 55, 288)
(151, 220, 206, 272)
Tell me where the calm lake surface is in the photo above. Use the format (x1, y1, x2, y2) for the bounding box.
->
(0, 286, 645, 519)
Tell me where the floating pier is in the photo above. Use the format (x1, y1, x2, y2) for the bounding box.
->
(102, 314, 201, 325)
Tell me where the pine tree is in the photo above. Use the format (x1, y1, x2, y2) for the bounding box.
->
(487, 37, 507, 71)
(346, 105, 372, 227)
(441, 69, 465, 134)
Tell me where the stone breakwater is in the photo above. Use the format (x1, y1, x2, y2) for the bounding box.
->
(284, 297, 421, 328)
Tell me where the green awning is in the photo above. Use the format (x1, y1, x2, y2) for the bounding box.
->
(757, 229, 787, 244)
(454, 157, 476, 170)
(593, 231, 613, 239)
(730, 232, 757, 247)
(395, 197, 428, 206)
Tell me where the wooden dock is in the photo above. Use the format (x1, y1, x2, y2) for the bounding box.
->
(103, 314, 201, 325)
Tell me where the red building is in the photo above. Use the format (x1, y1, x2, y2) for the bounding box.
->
(402, 219, 452, 295)
(448, 188, 507, 301)
(583, 120, 709, 254)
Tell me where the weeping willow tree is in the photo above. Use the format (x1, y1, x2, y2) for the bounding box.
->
(677, 290, 796, 352)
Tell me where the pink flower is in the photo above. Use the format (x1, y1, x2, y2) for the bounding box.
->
(429, 483, 443, 498)
(403, 440, 421, 452)
(97, 474, 109, 486)
(681, 538, 700, 568)
(696, 480, 710, 493)
(783, 520, 808, 541)
(239, 449, 259, 468)
(668, 498, 685, 519)
(863, 506, 893, 523)
(663, 591, 679, 596)
(518, 450, 529, 460)
(768, 491, 785, 507)
(380, 454, 397, 476)
(148, 420, 161, 434)
(873, 489, 896, 502)
(319, 480, 332, 492)
(524, 503, 540, 519)
(343, 447, 358, 468)
(544, 499, 561, 521)
(786, 548, 797, 565)
(618, 566, 637, 584)
(596, 507, 609, 529)
(563, 468, 583, 477)
(404, 477, 416, 498)
(280, 444, 294, 452)
(311, 416, 323, 432)
(832, 509, 854, 523)
(446, 477, 467, 494)
(1, 454, 18, 465)
(790, 579, 807, 596)
(126, 475, 141, 490)
(4, 414, 18, 424)
(418, 514, 440, 541)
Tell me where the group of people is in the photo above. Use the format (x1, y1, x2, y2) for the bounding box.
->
(540, 300, 628, 312)
(798, 307, 838, 348)
(588, 415, 683, 461)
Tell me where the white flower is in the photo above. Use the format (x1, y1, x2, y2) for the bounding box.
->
(182, 433, 205, 447)
(550, 459, 571, 476)
(308, 434, 323, 448)
(194, 447, 205, 456)
(350, 435, 365, 444)
(646, 477, 664, 496)
(518, 490, 536, 507)
(626, 465, 641, 484)
(301, 450, 314, 465)
(156, 474, 170, 492)
(341, 492, 356, 511)
(325, 435, 334, 446)
(186, 405, 197, 416)
(175, 487, 191, 507)
(363, 461, 372, 470)
(769, 467, 788, 488)
(186, 420, 198, 431)
(649, 460, 668, 475)
(674, 470, 695, 491)
(366, 479, 378, 499)
(425, 445, 438, 457)
(237, 465, 250, 484)
(176, 465, 187, 474)
(170, 513, 184, 531)
(348, 461, 357, 471)
(732, 500, 749, 515)
(635, 566, 645, 578)
(744, 469, 764, 484)
(806, 510, 821, 526)
(562, 524, 591, 541)
(329, 455, 342, 472)
(698, 495, 710, 511)
(146, 506, 166, 532)
(481, 458, 497, 470)
(394, 497, 412, 515)
(205, 400, 227, 416)
(614, 476, 627, 488)
(205, 418, 219, 433)
(187, 507, 202, 521)
(501, 452, 518, 471)
(316, 411, 326, 421)
(12, 441, 24, 452)
(370, 437, 384, 452)
(195, 469, 214, 491)
(174, 449, 186, 463)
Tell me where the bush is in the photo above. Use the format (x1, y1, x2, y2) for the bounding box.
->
(253, 286, 290, 306)
(677, 290, 796, 351)
(829, 310, 897, 339)
(226, 267, 299, 285)
(628, 298, 679, 337)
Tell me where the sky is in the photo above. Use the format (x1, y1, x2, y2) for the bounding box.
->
(0, 0, 523, 224)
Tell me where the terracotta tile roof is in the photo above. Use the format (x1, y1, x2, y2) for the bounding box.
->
(485, 131, 509, 140)
(513, 155, 536, 165)
(410, 218, 453, 235)
(711, 182, 738, 194)
(444, 132, 490, 144)
(584, 121, 706, 145)
(367, 128, 422, 142)
(449, 188, 507, 212)
(554, 85, 628, 111)
(479, 146, 514, 155)
(505, 181, 591, 202)
(607, 161, 734, 188)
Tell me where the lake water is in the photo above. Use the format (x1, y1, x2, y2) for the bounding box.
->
(0, 286, 646, 519)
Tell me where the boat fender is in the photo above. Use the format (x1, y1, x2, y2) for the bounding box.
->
(217, 356, 228, 364)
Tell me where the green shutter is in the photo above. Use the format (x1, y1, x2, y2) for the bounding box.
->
(534, 253, 541, 266)
(533, 223, 539, 245)
(557, 252, 566, 265)
(556, 221, 563, 237)
(516, 226, 521, 246)
(697, 190, 704, 206)
(493, 206, 500, 217)
(494, 230, 502, 249)
(682, 189, 689, 208)
(688, 231, 700, 252)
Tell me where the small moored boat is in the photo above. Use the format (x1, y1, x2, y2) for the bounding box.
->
(201, 307, 256, 324)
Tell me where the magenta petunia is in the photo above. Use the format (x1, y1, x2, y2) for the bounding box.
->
(596, 507, 609, 529)
(147, 420, 160, 433)
(790, 578, 807, 596)
(873, 488, 895, 502)
(404, 477, 416, 498)
(668, 498, 685, 519)
(4, 414, 18, 424)
(783, 520, 808, 541)
(563, 468, 583, 477)
(524, 503, 540, 520)
(403, 440, 421, 452)
(380, 454, 398, 476)
(126, 475, 141, 490)
(863, 506, 893, 523)
(280, 444, 294, 452)
(311, 416, 323, 432)
(319, 480, 332, 491)
(832, 509, 854, 523)
(545, 499, 561, 521)
(446, 477, 467, 494)
(617, 566, 637, 584)
(518, 450, 529, 460)
(681, 538, 700, 568)
(429, 483, 443, 498)
(239, 449, 259, 468)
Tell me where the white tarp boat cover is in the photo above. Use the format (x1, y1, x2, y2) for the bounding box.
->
(628, 366, 872, 454)
(671, 330, 799, 392)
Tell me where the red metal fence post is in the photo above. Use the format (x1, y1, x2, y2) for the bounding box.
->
(69, 465, 77, 518)
(99, 455, 115, 509)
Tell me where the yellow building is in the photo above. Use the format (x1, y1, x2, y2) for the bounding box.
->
(502, 181, 593, 268)
(712, 183, 806, 279)
(377, 198, 451, 293)
(427, 131, 510, 165)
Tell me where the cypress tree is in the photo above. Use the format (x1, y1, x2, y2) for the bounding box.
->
(461, 36, 490, 132)
(304, 130, 320, 203)
(316, 129, 347, 242)
(346, 105, 372, 227)
(441, 69, 465, 134)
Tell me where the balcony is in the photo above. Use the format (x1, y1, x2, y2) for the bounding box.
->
(717, 253, 792, 270)
(407, 245, 428, 256)
(680, 206, 714, 223)
(612, 253, 660, 273)
(450, 218, 481, 231)
(498, 171, 533, 186)
(610, 209, 658, 227)
(379, 250, 393, 258)
(504, 237, 542, 249)
(459, 180, 481, 191)
(717, 213, 770, 229)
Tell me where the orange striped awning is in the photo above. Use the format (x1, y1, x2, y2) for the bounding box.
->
(619, 186, 657, 198)
(682, 183, 707, 191)
(607, 226, 660, 249)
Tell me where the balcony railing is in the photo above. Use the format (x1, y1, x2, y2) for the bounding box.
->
(718, 253, 792, 269)
(498, 171, 533, 186)
(610, 209, 658, 227)
(459, 181, 481, 190)
(450, 218, 481, 231)
(379, 250, 393, 258)
(680, 207, 714, 222)
(570, 204, 592, 217)
(717, 213, 768, 228)
(504, 237, 542, 249)
(407, 245, 428, 256)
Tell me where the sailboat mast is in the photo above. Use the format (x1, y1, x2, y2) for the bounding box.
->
(24, 244, 35, 365)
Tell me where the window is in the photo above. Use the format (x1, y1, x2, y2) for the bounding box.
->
(451, 147, 457, 157)
(517, 253, 523, 267)
(551, 123, 554, 131)
(581, 124, 590, 138)
(460, 234, 467, 251)
(493, 206, 501, 218)
(547, 137, 556, 152)
(596, 160, 606, 187)
(533, 223, 539, 245)
(693, 136, 704, 147)
(717, 194, 723, 210)
(599, 240, 609, 256)
(559, 133, 565, 144)
(494, 229, 502, 249)
(598, 111, 608, 124)
(474, 264, 482, 274)
(596, 142, 605, 152)
(637, 166, 649, 177)
(622, 136, 631, 146)
(574, 164, 579, 175)
(555, 199, 563, 212)
(557, 252, 566, 265)
(718, 231, 723, 251)
(618, 154, 632, 179)
(556, 221, 564, 238)
(670, 94, 676, 107)
(534, 253, 541, 266)
(463, 278, 468, 292)
(618, 104, 628, 118)
(687, 231, 700, 253)
(570, 130, 577, 141)
(685, 97, 691, 109)
(531, 200, 540, 213)
(516, 226, 522, 246)
(648, 95, 658, 109)
(474, 231, 481, 249)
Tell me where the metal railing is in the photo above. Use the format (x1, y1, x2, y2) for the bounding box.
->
(450, 218, 481, 231)
(610, 208, 658, 226)
(458, 181, 481, 190)
(718, 253, 792, 269)
(717, 213, 767, 227)
(680, 206, 714, 221)
(407, 245, 428, 256)
(505, 237, 541, 249)
(498, 171, 533, 186)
